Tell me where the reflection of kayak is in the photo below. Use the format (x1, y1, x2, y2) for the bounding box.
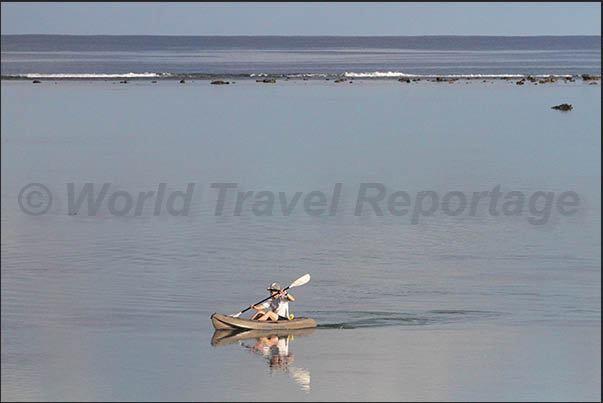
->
(210, 313, 317, 331)
(211, 327, 316, 346)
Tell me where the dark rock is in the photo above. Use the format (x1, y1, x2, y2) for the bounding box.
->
(120, 80, 128, 84)
(516, 80, 525, 85)
(551, 103, 573, 111)
(211, 80, 229, 85)
(581, 74, 600, 81)
(589, 82, 598, 85)
(32, 80, 41, 84)
(334, 79, 345, 83)
(179, 79, 186, 84)
(398, 77, 411, 83)
(151, 80, 157, 83)
(259, 78, 276, 83)
(436, 77, 446, 82)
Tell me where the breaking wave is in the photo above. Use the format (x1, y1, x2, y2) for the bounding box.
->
(2, 71, 597, 80)
(343, 71, 577, 79)
(6, 72, 172, 79)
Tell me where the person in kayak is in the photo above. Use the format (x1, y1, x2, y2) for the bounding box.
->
(250, 282, 295, 321)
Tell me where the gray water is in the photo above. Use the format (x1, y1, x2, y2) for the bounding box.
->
(1, 78, 601, 401)
(1, 35, 601, 77)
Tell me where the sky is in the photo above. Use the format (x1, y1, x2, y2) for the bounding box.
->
(0, 2, 601, 36)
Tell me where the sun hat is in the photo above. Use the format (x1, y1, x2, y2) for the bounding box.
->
(267, 282, 282, 291)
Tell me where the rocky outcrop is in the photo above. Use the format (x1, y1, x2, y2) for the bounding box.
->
(334, 79, 345, 83)
(32, 80, 41, 84)
(398, 77, 410, 83)
(211, 80, 230, 85)
(538, 77, 558, 84)
(256, 78, 276, 83)
(551, 103, 573, 111)
(581, 74, 600, 81)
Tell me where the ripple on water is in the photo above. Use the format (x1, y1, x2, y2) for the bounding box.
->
(310, 309, 503, 329)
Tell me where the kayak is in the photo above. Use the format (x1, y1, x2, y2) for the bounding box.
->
(211, 327, 315, 346)
(210, 313, 317, 331)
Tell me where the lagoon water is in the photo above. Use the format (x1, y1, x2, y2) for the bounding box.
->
(1, 35, 601, 401)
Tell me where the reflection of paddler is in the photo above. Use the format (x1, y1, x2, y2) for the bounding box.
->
(268, 337, 294, 369)
(276, 337, 289, 356)
(251, 335, 279, 356)
(209, 329, 311, 392)
(249, 335, 293, 368)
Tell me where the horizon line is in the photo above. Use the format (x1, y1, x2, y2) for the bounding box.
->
(2, 34, 601, 38)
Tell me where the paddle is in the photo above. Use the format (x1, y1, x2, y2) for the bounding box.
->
(230, 274, 310, 318)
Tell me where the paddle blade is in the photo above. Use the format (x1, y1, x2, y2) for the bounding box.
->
(230, 312, 242, 318)
(289, 274, 310, 288)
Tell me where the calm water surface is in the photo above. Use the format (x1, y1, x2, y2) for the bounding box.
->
(1, 79, 601, 401)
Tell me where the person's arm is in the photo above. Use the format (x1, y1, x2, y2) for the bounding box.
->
(280, 290, 295, 302)
(251, 302, 270, 310)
